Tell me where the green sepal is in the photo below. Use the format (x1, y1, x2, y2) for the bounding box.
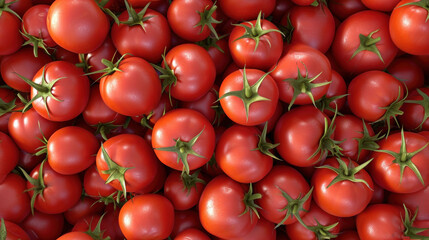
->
(155, 127, 206, 175)
(120, 0, 154, 29)
(233, 11, 284, 52)
(97, 0, 120, 25)
(20, 27, 52, 58)
(87, 53, 129, 81)
(180, 170, 206, 195)
(194, 2, 222, 40)
(0, 0, 21, 20)
(351, 29, 384, 64)
(404, 88, 429, 130)
(278, 13, 294, 43)
(19, 161, 48, 215)
(252, 122, 280, 160)
(84, 213, 111, 240)
(402, 205, 429, 239)
(150, 52, 177, 105)
(315, 94, 348, 116)
(305, 220, 339, 240)
(93, 121, 122, 141)
(396, 0, 429, 22)
(354, 119, 384, 161)
(0, 218, 6, 240)
(196, 34, 228, 53)
(275, 186, 313, 228)
(0, 97, 16, 117)
(240, 183, 262, 223)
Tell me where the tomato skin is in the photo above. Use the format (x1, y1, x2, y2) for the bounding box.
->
(319, 70, 347, 117)
(112, 8, 171, 63)
(390, 0, 429, 55)
(47, 0, 110, 53)
(254, 165, 312, 225)
(229, 17, 283, 71)
(1, 220, 30, 240)
(152, 108, 216, 172)
(204, 38, 231, 76)
(83, 164, 116, 198)
(347, 70, 404, 122)
(64, 197, 104, 225)
(21, 210, 64, 240)
(361, 0, 400, 11)
(356, 204, 405, 240)
(219, 69, 279, 126)
(328, 0, 368, 20)
(58, 232, 94, 240)
(274, 105, 330, 167)
(387, 56, 424, 92)
(27, 161, 82, 214)
(199, 175, 258, 239)
(96, 134, 158, 193)
(282, 5, 335, 53)
(47, 126, 99, 175)
(216, 124, 273, 183)
(0, 132, 19, 184)
(22, 4, 56, 48)
(99, 57, 162, 116)
(1, 47, 52, 92)
(369, 131, 429, 193)
(119, 194, 175, 240)
(311, 157, 374, 217)
(175, 228, 211, 240)
(332, 10, 397, 75)
(81, 36, 118, 81)
(31, 61, 91, 122)
(0, 12, 23, 56)
(219, 0, 276, 21)
(0, 173, 30, 223)
(399, 88, 429, 131)
(171, 209, 204, 238)
(270, 44, 331, 107)
(8, 108, 64, 154)
(18, 149, 45, 173)
(388, 184, 429, 221)
(226, 217, 276, 240)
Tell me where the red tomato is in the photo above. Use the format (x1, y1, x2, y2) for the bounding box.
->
(388, 185, 429, 221)
(216, 124, 274, 183)
(83, 164, 116, 198)
(387, 56, 425, 92)
(390, 0, 429, 55)
(96, 134, 158, 194)
(199, 175, 259, 239)
(254, 165, 312, 226)
(0, 173, 30, 223)
(219, 68, 279, 126)
(332, 10, 397, 75)
(64, 197, 104, 225)
(0, 132, 19, 183)
(0, 219, 30, 240)
(369, 130, 429, 193)
(47, 126, 99, 175)
(152, 108, 216, 174)
(361, 0, 400, 11)
(0, 10, 23, 56)
(21, 210, 64, 240)
(219, 0, 276, 21)
(175, 228, 211, 240)
(198, 37, 231, 76)
(311, 157, 374, 217)
(229, 13, 283, 70)
(99, 56, 162, 116)
(270, 44, 331, 109)
(315, 70, 347, 117)
(47, 0, 110, 53)
(399, 87, 429, 131)
(119, 194, 175, 240)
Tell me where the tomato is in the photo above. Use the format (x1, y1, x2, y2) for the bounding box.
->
(311, 157, 374, 217)
(64, 197, 104, 225)
(387, 56, 425, 92)
(27, 61, 91, 122)
(155, 43, 216, 102)
(285, 203, 340, 240)
(226, 217, 276, 240)
(369, 130, 429, 193)
(281, 4, 335, 53)
(152, 108, 216, 174)
(219, 0, 276, 21)
(274, 105, 337, 167)
(199, 175, 259, 239)
(21, 210, 64, 240)
(57, 232, 94, 240)
(347, 70, 405, 126)
(96, 134, 158, 195)
(390, 0, 429, 55)
(47, 126, 99, 175)
(111, 3, 171, 63)
(0, 132, 19, 183)
(99, 56, 162, 116)
(0, 219, 30, 240)
(361, 0, 400, 11)
(388, 184, 429, 221)
(399, 87, 429, 131)
(47, 0, 110, 53)
(175, 228, 211, 240)
(18, 149, 45, 173)
(171, 209, 204, 238)
(219, 68, 279, 126)
(72, 213, 122, 240)
(328, 0, 368, 20)
(83, 164, 116, 198)
(315, 70, 347, 118)
(270, 44, 331, 109)
(8, 107, 64, 154)
(0, 46, 52, 92)
(254, 165, 312, 226)
(119, 194, 175, 240)
(0, 87, 16, 134)
(331, 10, 397, 76)
(168, 0, 219, 42)
(229, 12, 283, 71)
(215, 124, 274, 183)
(163, 170, 206, 210)
(198, 37, 231, 76)
(24, 161, 82, 214)
(0, 173, 30, 223)
(0, 8, 23, 56)
(180, 86, 222, 126)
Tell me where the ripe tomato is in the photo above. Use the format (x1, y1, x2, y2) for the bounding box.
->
(171, 209, 203, 238)
(99, 56, 162, 117)
(226, 217, 276, 240)
(328, 0, 368, 20)
(83, 164, 116, 198)
(199, 175, 259, 239)
(399, 88, 429, 131)
(46, 0, 110, 53)
(0, 173, 30, 223)
(219, 68, 279, 126)
(388, 185, 429, 221)
(0, 219, 30, 240)
(119, 194, 175, 240)
(387, 56, 425, 92)
(315, 70, 347, 117)
(21, 210, 64, 240)
(0, 132, 19, 183)
(0, 9, 23, 56)
(175, 228, 211, 240)
(219, 0, 276, 21)
(64, 197, 104, 225)
(361, 0, 400, 11)
(152, 108, 216, 174)
(390, 0, 429, 55)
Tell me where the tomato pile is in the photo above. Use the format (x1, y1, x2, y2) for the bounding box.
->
(1, 0, 429, 239)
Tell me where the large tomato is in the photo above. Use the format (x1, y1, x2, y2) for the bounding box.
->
(399, 87, 429, 131)
(21, 210, 64, 240)
(119, 194, 175, 240)
(390, 0, 429, 55)
(219, 0, 276, 21)
(199, 175, 259, 239)
(0, 7, 23, 56)
(152, 108, 216, 174)
(388, 185, 429, 221)
(0, 173, 30, 223)
(46, 0, 110, 53)
(0, 132, 19, 183)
